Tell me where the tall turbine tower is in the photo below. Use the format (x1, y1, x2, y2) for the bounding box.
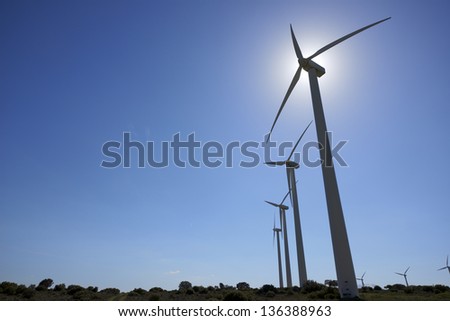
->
(273, 225, 284, 288)
(265, 187, 295, 287)
(266, 121, 312, 287)
(267, 17, 391, 299)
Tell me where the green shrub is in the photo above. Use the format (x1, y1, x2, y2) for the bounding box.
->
(434, 284, 449, 293)
(236, 282, 250, 291)
(67, 285, 85, 295)
(178, 281, 192, 292)
(21, 288, 35, 299)
(301, 280, 326, 294)
(307, 286, 339, 300)
(37, 278, 54, 290)
(422, 285, 434, 293)
(0, 282, 18, 295)
(265, 291, 276, 298)
(100, 288, 120, 295)
(361, 286, 373, 292)
(258, 284, 277, 294)
(224, 291, 247, 301)
(148, 294, 160, 301)
(132, 288, 147, 295)
(149, 287, 164, 292)
(404, 287, 414, 294)
(73, 290, 100, 300)
(15, 285, 27, 295)
(54, 284, 66, 292)
(385, 284, 406, 292)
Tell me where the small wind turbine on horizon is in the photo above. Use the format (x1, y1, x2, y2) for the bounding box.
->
(273, 222, 284, 288)
(356, 272, 366, 288)
(265, 182, 298, 288)
(395, 267, 410, 287)
(437, 255, 450, 274)
(266, 121, 312, 287)
(266, 17, 391, 299)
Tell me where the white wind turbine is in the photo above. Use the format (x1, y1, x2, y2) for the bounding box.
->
(266, 17, 391, 299)
(437, 255, 450, 274)
(265, 181, 298, 288)
(266, 121, 312, 287)
(273, 223, 284, 288)
(356, 272, 366, 288)
(395, 267, 410, 287)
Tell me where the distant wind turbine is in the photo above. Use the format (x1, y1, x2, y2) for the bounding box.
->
(266, 17, 391, 299)
(266, 121, 312, 287)
(356, 272, 366, 288)
(395, 267, 410, 287)
(273, 222, 284, 288)
(265, 183, 297, 288)
(437, 255, 450, 274)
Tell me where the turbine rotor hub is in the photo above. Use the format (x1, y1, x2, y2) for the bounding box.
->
(303, 59, 326, 77)
(286, 161, 299, 169)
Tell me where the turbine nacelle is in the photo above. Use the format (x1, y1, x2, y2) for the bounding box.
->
(302, 60, 325, 77)
(265, 161, 299, 169)
(265, 200, 289, 211)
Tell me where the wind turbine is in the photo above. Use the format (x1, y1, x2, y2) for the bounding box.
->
(395, 267, 410, 287)
(437, 255, 450, 274)
(267, 17, 391, 299)
(265, 181, 298, 288)
(266, 121, 312, 287)
(356, 272, 366, 288)
(273, 223, 284, 288)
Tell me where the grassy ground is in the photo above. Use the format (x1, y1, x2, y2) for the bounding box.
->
(1, 281, 449, 301)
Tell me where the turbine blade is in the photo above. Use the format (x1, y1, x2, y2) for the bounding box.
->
(395, 272, 403, 276)
(265, 161, 287, 166)
(265, 200, 279, 208)
(280, 179, 298, 205)
(290, 24, 303, 61)
(266, 66, 302, 142)
(405, 266, 410, 274)
(307, 17, 391, 61)
(362, 272, 366, 278)
(437, 267, 446, 271)
(287, 120, 313, 161)
(286, 169, 294, 206)
(273, 228, 275, 246)
(279, 210, 283, 236)
(280, 190, 291, 205)
(446, 255, 448, 266)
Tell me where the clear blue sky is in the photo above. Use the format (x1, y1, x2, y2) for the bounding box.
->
(1, 0, 449, 291)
